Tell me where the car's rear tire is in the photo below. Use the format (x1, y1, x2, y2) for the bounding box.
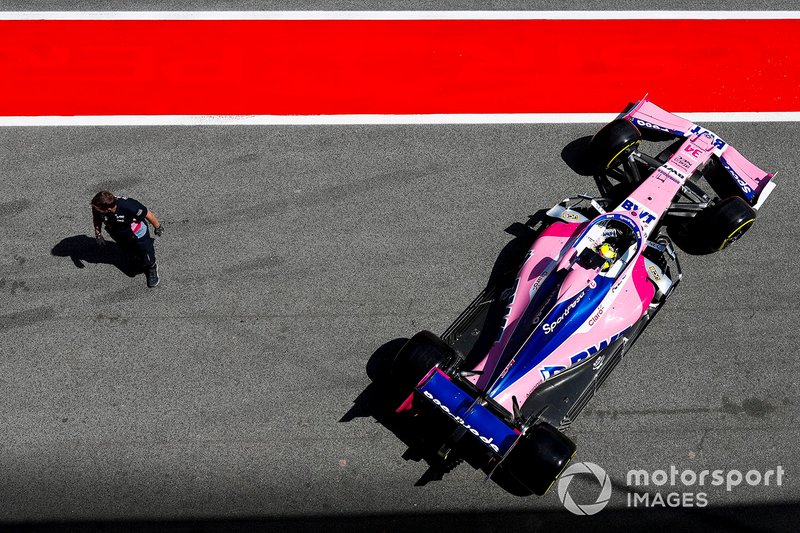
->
(391, 331, 456, 391)
(588, 119, 643, 173)
(695, 196, 757, 252)
(496, 423, 576, 496)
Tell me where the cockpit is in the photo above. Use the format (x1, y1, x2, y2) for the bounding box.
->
(572, 216, 641, 278)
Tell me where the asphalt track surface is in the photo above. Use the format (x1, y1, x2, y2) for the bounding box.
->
(3, 119, 799, 531)
(3, 7, 800, 533)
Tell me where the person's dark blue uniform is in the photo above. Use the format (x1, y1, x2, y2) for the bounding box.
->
(91, 191, 164, 288)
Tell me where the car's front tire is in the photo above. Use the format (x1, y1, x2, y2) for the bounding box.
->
(588, 119, 643, 173)
(694, 196, 757, 252)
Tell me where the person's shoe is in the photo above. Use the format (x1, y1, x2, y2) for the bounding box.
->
(146, 264, 160, 288)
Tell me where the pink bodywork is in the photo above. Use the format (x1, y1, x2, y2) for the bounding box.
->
(490, 255, 654, 410)
(625, 98, 774, 207)
(467, 98, 772, 414)
(468, 221, 586, 390)
(470, 214, 655, 412)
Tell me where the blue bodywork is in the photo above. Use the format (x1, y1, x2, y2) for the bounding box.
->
(417, 369, 520, 456)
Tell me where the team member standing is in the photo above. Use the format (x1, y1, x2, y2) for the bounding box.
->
(91, 191, 164, 288)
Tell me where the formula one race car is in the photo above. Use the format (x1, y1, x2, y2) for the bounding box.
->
(386, 98, 775, 495)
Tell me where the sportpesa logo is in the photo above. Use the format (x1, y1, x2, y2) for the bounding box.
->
(421, 390, 501, 453)
(543, 291, 586, 334)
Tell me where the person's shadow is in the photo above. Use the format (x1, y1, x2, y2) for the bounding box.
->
(51, 235, 141, 277)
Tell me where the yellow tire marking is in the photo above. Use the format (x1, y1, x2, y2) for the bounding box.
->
(543, 449, 578, 494)
(719, 218, 755, 250)
(605, 140, 641, 170)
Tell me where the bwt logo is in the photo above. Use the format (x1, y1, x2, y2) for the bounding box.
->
(620, 199, 656, 224)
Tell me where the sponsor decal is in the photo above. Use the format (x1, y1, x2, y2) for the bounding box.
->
(672, 154, 694, 171)
(498, 360, 512, 379)
(650, 166, 681, 183)
(683, 144, 703, 158)
(531, 270, 549, 294)
(540, 365, 566, 380)
(689, 125, 727, 150)
(611, 273, 626, 294)
(570, 332, 625, 365)
(539, 331, 623, 380)
(607, 214, 641, 237)
(662, 164, 685, 180)
(720, 157, 754, 197)
(621, 199, 657, 224)
(561, 210, 583, 222)
(587, 306, 604, 327)
(633, 118, 670, 133)
(543, 290, 587, 335)
(526, 267, 554, 313)
(421, 390, 501, 453)
(648, 264, 662, 281)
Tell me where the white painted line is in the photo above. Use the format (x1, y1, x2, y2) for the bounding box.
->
(1, 113, 799, 127)
(1, 11, 799, 20)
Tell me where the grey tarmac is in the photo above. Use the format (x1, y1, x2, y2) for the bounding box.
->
(1, 3, 799, 530)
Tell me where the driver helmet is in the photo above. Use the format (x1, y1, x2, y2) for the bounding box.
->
(598, 242, 618, 270)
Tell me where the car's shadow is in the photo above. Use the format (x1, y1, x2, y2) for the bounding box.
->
(341, 212, 551, 493)
(561, 134, 642, 204)
(51, 235, 142, 277)
(561, 135, 595, 177)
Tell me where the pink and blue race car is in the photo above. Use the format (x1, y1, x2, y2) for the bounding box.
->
(385, 98, 775, 495)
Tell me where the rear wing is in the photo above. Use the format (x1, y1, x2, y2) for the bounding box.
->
(416, 368, 520, 456)
(623, 97, 776, 209)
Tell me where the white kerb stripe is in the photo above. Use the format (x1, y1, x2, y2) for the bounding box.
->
(1, 113, 799, 126)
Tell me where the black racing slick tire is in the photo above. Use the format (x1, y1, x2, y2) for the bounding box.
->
(497, 423, 576, 496)
(698, 196, 757, 251)
(391, 331, 456, 391)
(588, 119, 643, 173)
